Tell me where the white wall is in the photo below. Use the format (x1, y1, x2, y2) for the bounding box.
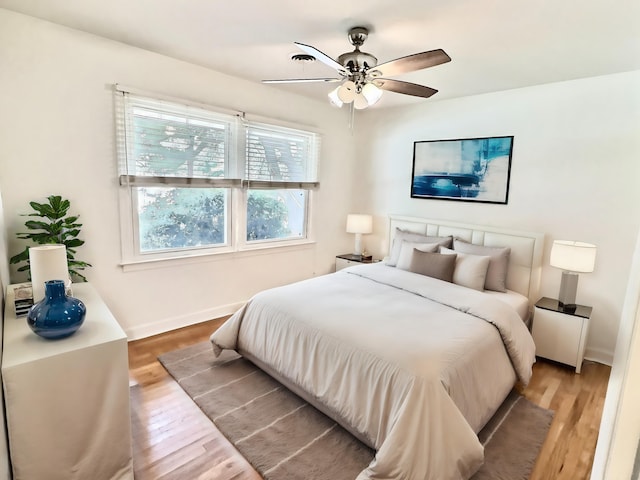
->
(0, 9, 358, 338)
(353, 71, 640, 363)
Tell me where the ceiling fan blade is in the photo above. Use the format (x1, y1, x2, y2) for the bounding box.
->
(294, 42, 347, 74)
(262, 77, 342, 84)
(374, 78, 438, 98)
(371, 49, 451, 77)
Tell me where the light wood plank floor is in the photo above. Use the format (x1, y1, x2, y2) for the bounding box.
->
(129, 318, 611, 480)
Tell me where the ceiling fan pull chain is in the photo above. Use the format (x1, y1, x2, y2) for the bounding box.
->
(348, 102, 355, 131)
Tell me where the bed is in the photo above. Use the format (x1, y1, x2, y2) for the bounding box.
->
(211, 215, 544, 480)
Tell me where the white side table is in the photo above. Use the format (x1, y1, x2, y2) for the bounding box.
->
(2, 283, 133, 480)
(532, 296, 592, 373)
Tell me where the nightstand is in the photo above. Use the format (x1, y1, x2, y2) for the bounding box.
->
(531, 297, 592, 373)
(335, 253, 380, 272)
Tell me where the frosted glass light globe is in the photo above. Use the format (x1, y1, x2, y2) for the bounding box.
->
(328, 87, 343, 107)
(337, 81, 356, 103)
(362, 82, 383, 105)
(353, 93, 369, 110)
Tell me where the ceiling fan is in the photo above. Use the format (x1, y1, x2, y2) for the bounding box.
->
(263, 26, 451, 109)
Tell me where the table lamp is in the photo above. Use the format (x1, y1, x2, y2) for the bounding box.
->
(29, 244, 71, 303)
(550, 240, 597, 312)
(346, 214, 372, 256)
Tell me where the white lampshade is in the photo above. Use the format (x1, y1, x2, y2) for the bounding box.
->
(29, 244, 71, 302)
(346, 214, 373, 234)
(550, 240, 597, 272)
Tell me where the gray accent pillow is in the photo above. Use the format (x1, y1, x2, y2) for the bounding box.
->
(386, 228, 453, 266)
(452, 239, 511, 292)
(408, 250, 457, 283)
(396, 241, 439, 271)
(440, 247, 491, 291)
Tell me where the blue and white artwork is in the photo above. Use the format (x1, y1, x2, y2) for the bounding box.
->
(411, 136, 513, 204)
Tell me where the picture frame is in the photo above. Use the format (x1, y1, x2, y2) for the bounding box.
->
(411, 136, 514, 204)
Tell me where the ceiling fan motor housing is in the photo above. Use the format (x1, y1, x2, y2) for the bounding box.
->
(337, 50, 378, 73)
(338, 27, 378, 74)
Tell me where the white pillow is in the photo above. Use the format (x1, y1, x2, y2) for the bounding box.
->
(452, 239, 510, 292)
(440, 246, 491, 291)
(396, 241, 439, 270)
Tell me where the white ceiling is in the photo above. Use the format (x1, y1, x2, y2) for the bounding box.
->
(2, 0, 639, 108)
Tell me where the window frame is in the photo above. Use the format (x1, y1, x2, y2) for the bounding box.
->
(114, 85, 319, 267)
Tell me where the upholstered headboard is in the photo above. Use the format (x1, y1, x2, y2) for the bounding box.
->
(388, 215, 545, 302)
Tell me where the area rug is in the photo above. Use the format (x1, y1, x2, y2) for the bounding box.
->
(158, 341, 553, 480)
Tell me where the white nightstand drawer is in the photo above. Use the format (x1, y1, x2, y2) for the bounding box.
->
(532, 297, 592, 373)
(336, 257, 356, 271)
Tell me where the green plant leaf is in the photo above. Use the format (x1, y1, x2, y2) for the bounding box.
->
(65, 239, 84, 248)
(24, 220, 53, 231)
(69, 260, 92, 268)
(28, 201, 46, 212)
(62, 229, 81, 238)
(9, 247, 30, 264)
(70, 271, 88, 282)
(51, 197, 70, 215)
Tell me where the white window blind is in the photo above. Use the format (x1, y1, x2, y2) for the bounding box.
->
(117, 93, 240, 187)
(244, 122, 320, 189)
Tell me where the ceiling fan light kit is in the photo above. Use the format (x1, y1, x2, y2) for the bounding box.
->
(328, 77, 383, 109)
(263, 26, 451, 110)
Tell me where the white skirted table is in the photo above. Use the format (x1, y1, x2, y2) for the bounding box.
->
(2, 283, 133, 480)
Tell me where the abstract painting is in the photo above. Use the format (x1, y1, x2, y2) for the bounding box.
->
(411, 136, 514, 204)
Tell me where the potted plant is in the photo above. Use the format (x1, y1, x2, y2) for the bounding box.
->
(9, 195, 92, 282)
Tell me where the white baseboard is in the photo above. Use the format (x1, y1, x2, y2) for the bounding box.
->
(585, 346, 614, 367)
(125, 301, 244, 341)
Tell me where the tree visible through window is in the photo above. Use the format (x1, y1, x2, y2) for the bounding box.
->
(138, 188, 226, 251)
(138, 188, 291, 250)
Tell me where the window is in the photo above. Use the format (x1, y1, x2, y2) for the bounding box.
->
(115, 87, 320, 263)
(245, 123, 319, 243)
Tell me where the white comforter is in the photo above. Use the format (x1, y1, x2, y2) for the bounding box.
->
(210, 263, 536, 480)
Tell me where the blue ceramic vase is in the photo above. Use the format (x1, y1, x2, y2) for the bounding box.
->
(27, 279, 86, 339)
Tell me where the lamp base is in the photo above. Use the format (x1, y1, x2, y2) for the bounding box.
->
(353, 233, 363, 256)
(558, 271, 579, 313)
(559, 303, 577, 314)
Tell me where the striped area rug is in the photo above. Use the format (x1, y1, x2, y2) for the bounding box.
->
(158, 341, 553, 480)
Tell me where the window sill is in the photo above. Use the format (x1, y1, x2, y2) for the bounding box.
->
(119, 240, 316, 273)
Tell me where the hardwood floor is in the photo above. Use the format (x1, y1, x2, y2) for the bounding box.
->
(129, 318, 261, 480)
(129, 319, 611, 480)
